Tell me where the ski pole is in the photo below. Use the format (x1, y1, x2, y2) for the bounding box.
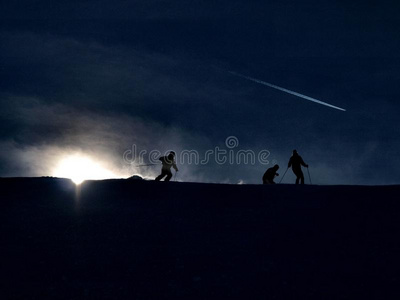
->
(307, 167, 312, 184)
(134, 163, 159, 167)
(279, 167, 289, 184)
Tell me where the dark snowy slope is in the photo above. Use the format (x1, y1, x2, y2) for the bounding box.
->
(1, 178, 400, 299)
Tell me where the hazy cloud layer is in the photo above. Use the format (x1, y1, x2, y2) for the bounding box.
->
(1, 1, 400, 185)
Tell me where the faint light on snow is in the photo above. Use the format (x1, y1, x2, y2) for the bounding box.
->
(238, 179, 245, 185)
(53, 155, 119, 184)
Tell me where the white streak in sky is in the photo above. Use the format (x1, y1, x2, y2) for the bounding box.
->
(229, 71, 346, 112)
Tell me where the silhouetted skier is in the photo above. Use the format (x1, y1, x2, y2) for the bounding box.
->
(155, 151, 178, 182)
(263, 164, 280, 184)
(288, 150, 308, 184)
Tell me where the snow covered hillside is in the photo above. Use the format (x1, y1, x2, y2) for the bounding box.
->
(1, 178, 399, 299)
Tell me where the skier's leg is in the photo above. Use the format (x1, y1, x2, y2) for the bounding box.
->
(294, 169, 301, 184)
(300, 170, 305, 184)
(155, 169, 167, 181)
(155, 174, 164, 181)
(164, 171, 173, 182)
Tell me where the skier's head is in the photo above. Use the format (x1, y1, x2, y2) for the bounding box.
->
(293, 149, 298, 155)
(273, 164, 279, 170)
(167, 151, 176, 160)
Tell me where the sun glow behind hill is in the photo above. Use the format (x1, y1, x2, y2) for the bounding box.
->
(53, 155, 120, 184)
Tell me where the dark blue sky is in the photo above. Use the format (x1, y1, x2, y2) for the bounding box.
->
(1, 0, 400, 184)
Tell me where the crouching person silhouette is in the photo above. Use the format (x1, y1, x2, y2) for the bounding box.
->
(263, 164, 279, 184)
(155, 151, 178, 182)
(288, 150, 308, 184)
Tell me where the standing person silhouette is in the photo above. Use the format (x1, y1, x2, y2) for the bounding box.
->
(155, 151, 178, 182)
(288, 150, 308, 184)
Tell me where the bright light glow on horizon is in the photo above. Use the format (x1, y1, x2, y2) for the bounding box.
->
(53, 155, 119, 184)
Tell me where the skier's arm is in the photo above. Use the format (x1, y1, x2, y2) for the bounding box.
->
(300, 157, 308, 167)
(173, 162, 178, 172)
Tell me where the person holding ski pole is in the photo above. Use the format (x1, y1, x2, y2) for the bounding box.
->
(262, 164, 280, 184)
(155, 151, 178, 182)
(288, 150, 308, 184)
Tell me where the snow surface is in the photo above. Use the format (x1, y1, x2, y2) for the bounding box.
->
(1, 178, 400, 299)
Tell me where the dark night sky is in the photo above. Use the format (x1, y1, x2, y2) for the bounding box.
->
(1, 0, 400, 184)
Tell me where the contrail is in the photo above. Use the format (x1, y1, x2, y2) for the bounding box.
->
(229, 71, 346, 112)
